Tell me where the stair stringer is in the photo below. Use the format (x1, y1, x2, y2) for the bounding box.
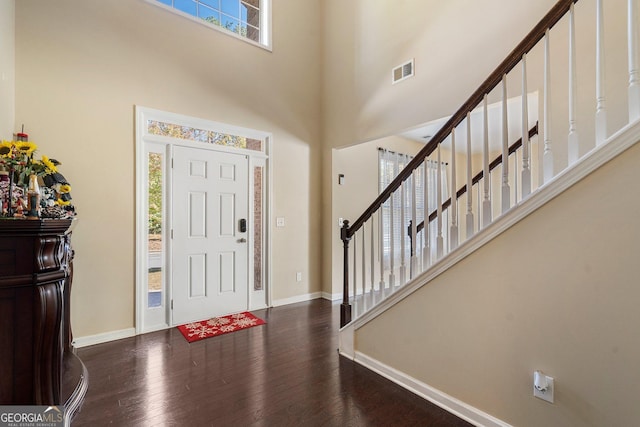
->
(339, 118, 640, 354)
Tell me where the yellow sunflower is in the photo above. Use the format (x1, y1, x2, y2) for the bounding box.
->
(41, 155, 58, 173)
(59, 184, 72, 193)
(0, 141, 14, 157)
(16, 141, 37, 155)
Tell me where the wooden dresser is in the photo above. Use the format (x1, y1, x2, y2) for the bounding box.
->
(0, 219, 87, 421)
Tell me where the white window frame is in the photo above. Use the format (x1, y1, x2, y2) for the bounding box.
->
(146, 0, 272, 51)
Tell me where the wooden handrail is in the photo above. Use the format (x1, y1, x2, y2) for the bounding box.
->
(416, 123, 538, 233)
(344, 0, 578, 239)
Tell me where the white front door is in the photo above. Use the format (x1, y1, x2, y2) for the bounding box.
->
(171, 146, 249, 325)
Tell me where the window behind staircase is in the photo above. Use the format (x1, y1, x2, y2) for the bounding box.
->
(379, 149, 449, 270)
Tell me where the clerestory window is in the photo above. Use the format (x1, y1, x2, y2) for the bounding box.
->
(154, 0, 270, 48)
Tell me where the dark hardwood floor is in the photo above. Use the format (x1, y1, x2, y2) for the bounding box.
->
(73, 299, 472, 426)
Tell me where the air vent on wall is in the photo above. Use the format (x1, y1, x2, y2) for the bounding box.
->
(392, 59, 414, 84)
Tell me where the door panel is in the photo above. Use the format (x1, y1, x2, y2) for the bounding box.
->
(172, 146, 249, 325)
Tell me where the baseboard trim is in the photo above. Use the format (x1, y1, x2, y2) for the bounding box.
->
(272, 292, 322, 307)
(353, 351, 511, 427)
(321, 291, 342, 301)
(73, 327, 136, 348)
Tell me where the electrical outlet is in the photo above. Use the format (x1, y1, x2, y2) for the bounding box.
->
(533, 372, 554, 403)
(296, 272, 302, 282)
(276, 217, 285, 227)
(338, 218, 344, 227)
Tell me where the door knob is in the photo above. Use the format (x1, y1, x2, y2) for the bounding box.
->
(238, 238, 247, 243)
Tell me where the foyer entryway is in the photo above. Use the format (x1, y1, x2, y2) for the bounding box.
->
(171, 146, 249, 325)
(136, 106, 271, 334)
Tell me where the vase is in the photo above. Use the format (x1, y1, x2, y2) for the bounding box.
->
(27, 174, 40, 219)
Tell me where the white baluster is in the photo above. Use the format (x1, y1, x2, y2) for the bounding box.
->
(521, 54, 532, 198)
(568, 3, 580, 164)
(410, 169, 417, 277)
(596, 0, 607, 145)
(543, 29, 554, 183)
(477, 184, 482, 231)
(352, 230, 357, 315)
(436, 145, 444, 259)
(629, 0, 640, 121)
(466, 112, 474, 240)
(482, 94, 492, 227)
(399, 177, 406, 285)
(423, 161, 430, 269)
(361, 225, 366, 311)
(450, 130, 459, 250)
(370, 216, 375, 299)
(501, 74, 511, 214)
(379, 152, 386, 293)
(389, 189, 395, 288)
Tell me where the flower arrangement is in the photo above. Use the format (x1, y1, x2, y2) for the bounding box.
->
(0, 138, 75, 219)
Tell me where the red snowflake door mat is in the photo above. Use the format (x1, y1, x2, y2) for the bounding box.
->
(177, 312, 266, 343)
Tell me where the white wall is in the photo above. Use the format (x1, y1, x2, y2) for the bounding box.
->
(0, 0, 14, 139)
(14, 0, 322, 338)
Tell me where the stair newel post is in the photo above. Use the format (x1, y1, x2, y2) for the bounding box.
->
(501, 73, 511, 214)
(340, 220, 352, 328)
(568, 3, 580, 164)
(465, 112, 474, 240)
(450, 129, 458, 250)
(628, 0, 640, 121)
(482, 94, 492, 227)
(595, 0, 607, 146)
(543, 28, 555, 183)
(521, 54, 532, 198)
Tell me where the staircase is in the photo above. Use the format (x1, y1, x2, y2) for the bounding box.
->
(338, 0, 640, 351)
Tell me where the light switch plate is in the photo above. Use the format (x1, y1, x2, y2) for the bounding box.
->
(276, 217, 285, 227)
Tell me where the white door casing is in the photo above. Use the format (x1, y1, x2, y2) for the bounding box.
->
(171, 146, 249, 325)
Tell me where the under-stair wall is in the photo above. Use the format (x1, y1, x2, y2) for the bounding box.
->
(350, 135, 640, 426)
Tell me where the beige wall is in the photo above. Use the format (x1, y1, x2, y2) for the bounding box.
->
(322, 0, 559, 150)
(356, 141, 640, 426)
(14, 0, 322, 337)
(0, 0, 14, 139)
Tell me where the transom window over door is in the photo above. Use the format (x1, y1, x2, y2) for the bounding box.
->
(153, 0, 270, 48)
